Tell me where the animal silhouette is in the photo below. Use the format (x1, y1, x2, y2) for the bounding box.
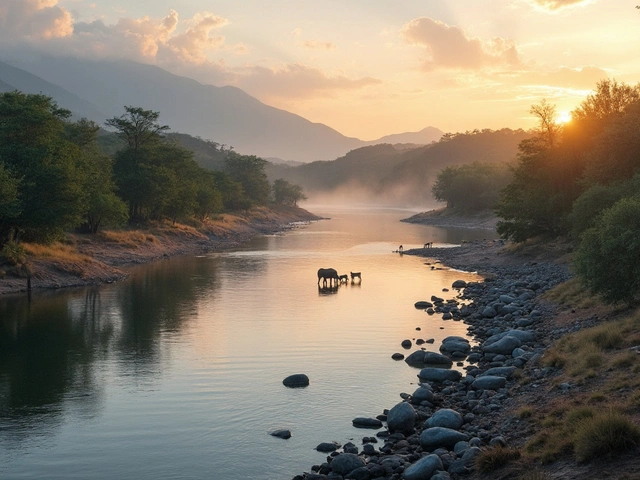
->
(317, 268, 339, 286)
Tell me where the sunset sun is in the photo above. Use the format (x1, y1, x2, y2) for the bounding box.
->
(556, 111, 572, 124)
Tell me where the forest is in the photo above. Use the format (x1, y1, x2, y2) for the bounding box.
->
(0, 92, 306, 258)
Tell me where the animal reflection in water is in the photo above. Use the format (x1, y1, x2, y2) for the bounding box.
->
(350, 272, 361, 284)
(317, 268, 340, 287)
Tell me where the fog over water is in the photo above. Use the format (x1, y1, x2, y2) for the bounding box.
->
(0, 207, 497, 480)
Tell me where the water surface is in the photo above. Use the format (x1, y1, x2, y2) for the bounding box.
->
(0, 207, 495, 479)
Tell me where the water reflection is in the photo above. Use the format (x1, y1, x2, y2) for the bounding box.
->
(0, 255, 223, 446)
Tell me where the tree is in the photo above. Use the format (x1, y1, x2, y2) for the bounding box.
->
(530, 99, 561, 148)
(273, 179, 307, 206)
(224, 152, 271, 206)
(0, 92, 87, 243)
(0, 163, 21, 243)
(105, 106, 169, 152)
(574, 197, 640, 304)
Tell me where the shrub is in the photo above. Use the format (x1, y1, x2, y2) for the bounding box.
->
(573, 410, 640, 462)
(574, 197, 640, 304)
(474, 445, 521, 473)
(1, 241, 26, 265)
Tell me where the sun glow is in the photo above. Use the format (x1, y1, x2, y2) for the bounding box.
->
(556, 111, 572, 124)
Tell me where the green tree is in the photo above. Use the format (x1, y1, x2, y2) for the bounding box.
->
(224, 152, 271, 206)
(273, 178, 307, 206)
(0, 163, 22, 243)
(105, 106, 169, 152)
(574, 197, 640, 304)
(194, 171, 223, 220)
(0, 91, 87, 243)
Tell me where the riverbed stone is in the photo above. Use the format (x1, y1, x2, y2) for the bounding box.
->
(420, 427, 469, 450)
(482, 335, 522, 355)
(401, 339, 412, 349)
(403, 454, 443, 480)
(425, 409, 464, 430)
(316, 441, 340, 452)
(452, 280, 467, 289)
(414, 301, 433, 309)
(330, 453, 366, 476)
(411, 385, 435, 405)
(387, 402, 416, 434)
(269, 429, 291, 439)
(392, 352, 405, 360)
(418, 368, 462, 383)
(353, 417, 383, 429)
(480, 366, 517, 378)
(471, 375, 507, 390)
(283, 374, 309, 387)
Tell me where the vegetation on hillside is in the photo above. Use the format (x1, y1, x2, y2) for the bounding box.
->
(0, 92, 307, 261)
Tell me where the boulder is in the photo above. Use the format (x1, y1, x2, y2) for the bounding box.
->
(352, 417, 383, 429)
(420, 427, 469, 450)
(425, 409, 464, 430)
(452, 280, 467, 289)
(418, 368, 462, 383)
(471, 375, 507, 390)
(414, 301, 433, 309)
(403, 454, 443, 480)
(330, 453, 366, 476)
(269, 429, 291, 439)
(411, 386, 435, 404)
(404, 350, 426, 366)
(480, 366, 517, 378)
(439, 340, 471, 355)
(316, 441, 340, 452)
(392, 353, 405, 360)
(283, 374, 309, 388)
(423, 352, 453, 367)
(387, 402, 416, 434)
(401, 339, 412, 349)
(482, 335, 522, 355)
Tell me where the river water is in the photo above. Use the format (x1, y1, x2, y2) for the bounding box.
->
(0, 207, 496, 480)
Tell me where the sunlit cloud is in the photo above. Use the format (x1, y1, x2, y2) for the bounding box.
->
(0, 0, 74, 40)
(401, 17, 521, 71)
(526, 0, 594, 12)
(300, 40, 336, 51)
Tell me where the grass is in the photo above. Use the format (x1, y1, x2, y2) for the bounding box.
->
(573, 410, 640, 463)
(474, 445, 522, 473)
(23, 242, 92, 263)
(543, 278, 600, 309)
(99, 230, 157, 247)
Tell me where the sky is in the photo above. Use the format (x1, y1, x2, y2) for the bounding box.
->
(1, 0, 638, 140)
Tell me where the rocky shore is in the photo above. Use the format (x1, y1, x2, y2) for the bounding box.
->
(292, 238, 576, 480)
(0, 205, 321, 296)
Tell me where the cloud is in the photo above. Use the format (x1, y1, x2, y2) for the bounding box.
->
(401, 17, 521, 71)
(300, 40, 336, 51)
(0, 0, 74, 40)
(527, 0, 593, 12)
(235, 63, 381, 100)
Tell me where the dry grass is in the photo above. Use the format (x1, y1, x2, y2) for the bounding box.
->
(98, 230, 157, 247)
(474, 445, 522, 473)
(573, 410, 640, 463)
(23, 242, 92, 263)
(543, 278, 600, 309)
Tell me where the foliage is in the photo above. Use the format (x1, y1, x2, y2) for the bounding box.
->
(574, 197, 640, 304)
(0, 162, 22, 236)
(474, 446, 521, 473)
(273, 178, 307, 206)
(224, 152, 271, 206)
(432, 162, 512, 212)
(105, 106, 169, 151)
(0, 241, 26, 265)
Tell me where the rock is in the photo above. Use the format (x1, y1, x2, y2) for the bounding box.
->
(452, 280, 467, 289)
(401, 339, 412, 349)
(269, 429, 291, 439)
(423, 352, 453, 367)
(392, 353, 405, 360)
(482, 335, 522, 355)
(471, 375, 507, 390)
(403, 454, 443, 480)
(330, 453, 366, 476)
(431, 472, 452, 480)
(414, 301, 433, 309)
(420, 427, 469, 450)
(418, 368, 462, 383)
(439, 340, 471, 355)
(352, 417, 383, 429)
(482, 306, 497, 318)
(461, 446, 482, 466)
(283, 374, 309, 388)
(480, 366, 517, 378)
(425, 409, 464, 430)
(411, 386, 435, 404)
(387, 402, 416, 434)
(316, 441, 340, 452)
(349, 466, 371, 480)
(404, 350, 426, 366)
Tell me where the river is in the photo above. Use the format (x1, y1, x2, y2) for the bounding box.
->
(0, 207, 497, 480)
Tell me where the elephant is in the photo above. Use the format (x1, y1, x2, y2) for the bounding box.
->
(317, 268, 340, 286)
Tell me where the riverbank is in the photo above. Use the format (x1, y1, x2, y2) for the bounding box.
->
(293, 238, 640, 480)
(0, 205, 321, 296)
(401, 208, 499, 231)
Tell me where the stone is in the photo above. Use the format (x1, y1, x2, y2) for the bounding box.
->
(404, 350, 426, 366)
(425, 409, 464, 430)
(402, 454, 443, 480)
(471, 375, 507, 390)
(418, 368, 462, 383)
(392, 353, 405, 360)
(411, 386, 435, 404)
(482, 335, 522, 355)
(401, 339, 412, 349)
(452, 280, 467, 289)
(423, 352, 453, 366)
(353, 417, 383, 429)
(482, 306, 497, 318)
(330, 453, 366, 476)
(414, 301, 433, 309)
(480, 366, 517, 378)
(387, 402, 416, 435)
(316, 442, 340, 452)
(420, 427, 469, 450)
(269, 429, 291, 439)
(283, 373, 309, 388)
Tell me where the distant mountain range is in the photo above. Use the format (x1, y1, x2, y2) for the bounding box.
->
(0, 56, 443, 162)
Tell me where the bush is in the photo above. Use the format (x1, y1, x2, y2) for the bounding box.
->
(1, 241, 26, 265)
(574, 197, 640, 304)
(573, 410, 640, 463)
(474, 445, 521, 473)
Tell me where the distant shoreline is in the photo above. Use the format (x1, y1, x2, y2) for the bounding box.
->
(401, 207, 499, 231)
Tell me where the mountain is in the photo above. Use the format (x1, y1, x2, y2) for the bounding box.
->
(0, 60, 108, 122)
(3, 55, 368, 162)
(364, 127, 443, 146)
